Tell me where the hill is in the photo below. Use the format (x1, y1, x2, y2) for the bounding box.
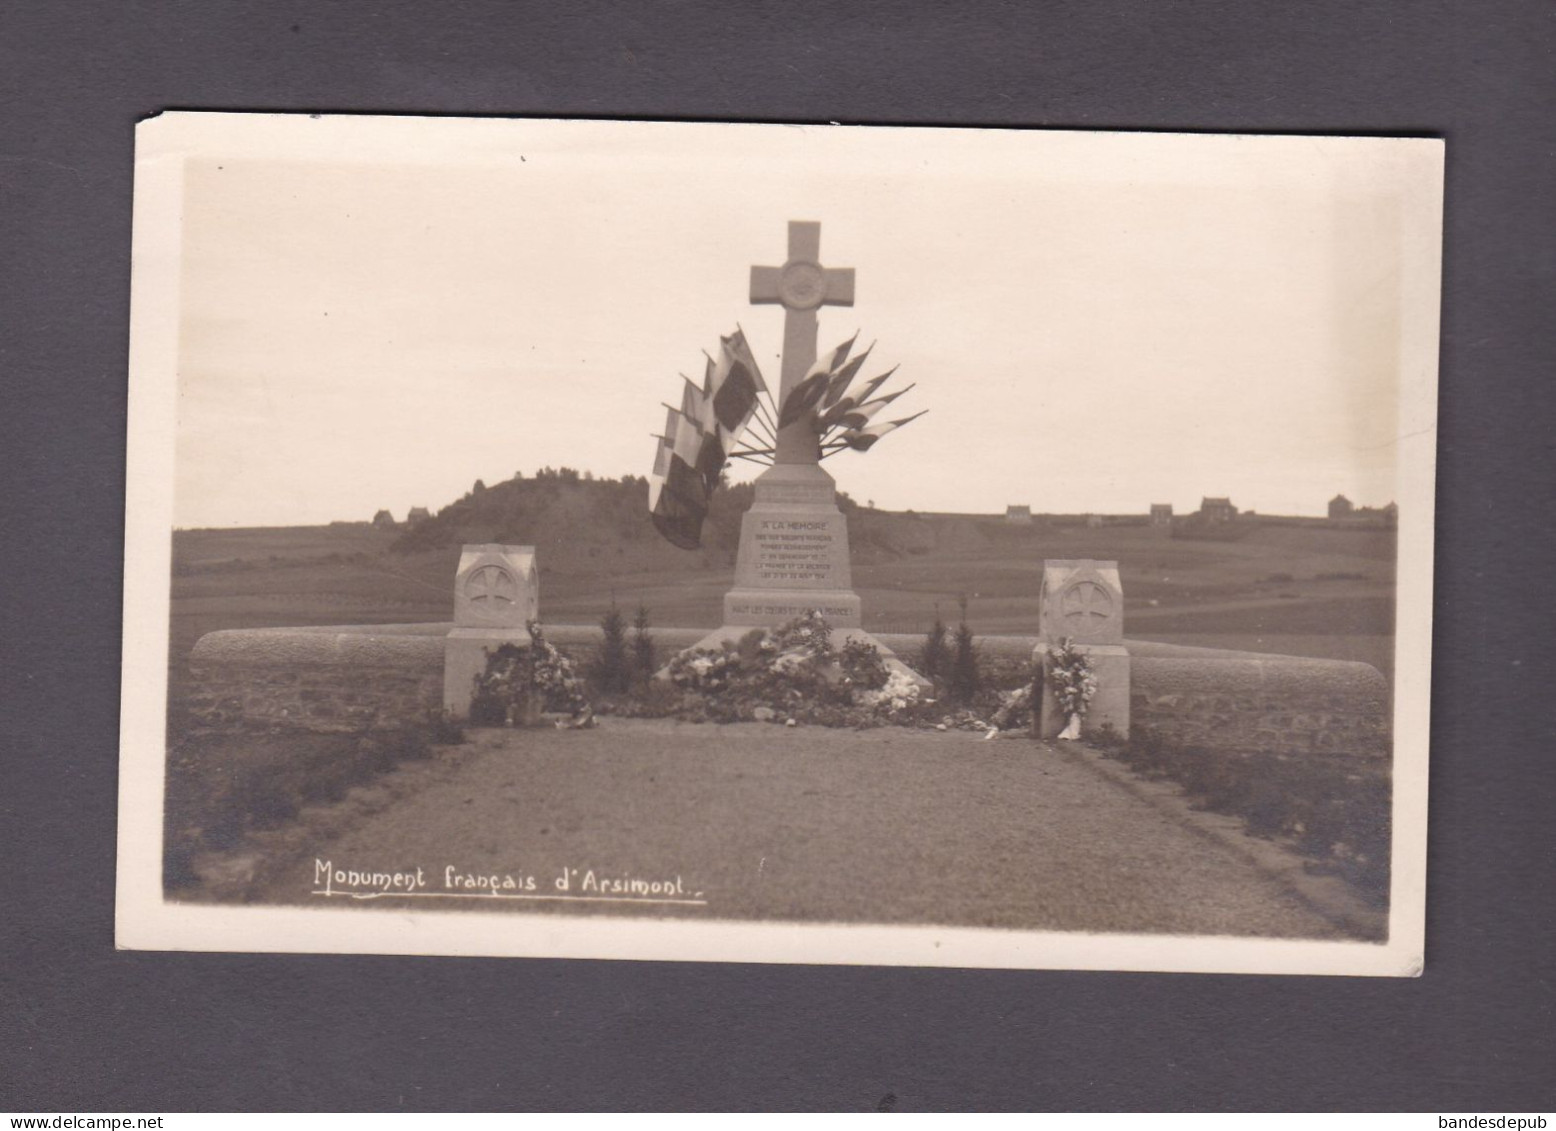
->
(383, 468, 959, 571)
(390, 468, 738, 574)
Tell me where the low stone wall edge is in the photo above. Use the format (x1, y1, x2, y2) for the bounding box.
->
(184, 622, 1390, 755)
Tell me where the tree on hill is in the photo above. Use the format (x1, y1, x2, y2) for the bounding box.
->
(386, 468, 746, 562)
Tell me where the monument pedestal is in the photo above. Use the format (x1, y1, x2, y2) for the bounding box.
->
(1038, 644, 1131, 739)
(689, 462, 926, 688)
(444, 627, 530, 717)
(720, 462, 861, 628)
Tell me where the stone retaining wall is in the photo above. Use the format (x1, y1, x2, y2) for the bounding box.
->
(183, 623, 1391, 757)
(1130, 656, 1390, 759)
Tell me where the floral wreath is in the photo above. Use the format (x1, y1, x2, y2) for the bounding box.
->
(1045, 636, 1097, 719)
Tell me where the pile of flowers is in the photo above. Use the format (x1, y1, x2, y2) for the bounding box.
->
(471, 622, 595, 728)
(665, 610, 921, 725)
(856, 667, 922, 715)
(1045, 636, 1097, 739)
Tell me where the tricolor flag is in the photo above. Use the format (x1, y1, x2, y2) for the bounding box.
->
(831, 383, 914, 433)
(820, 343, 874, 409)
(816, 366, 899, 431)
(809, 333, 857, 382)
(838, 409, 928, 452)
(649, 328, 774, 550)
(680, 375, 709, 429)
(777, 332, 857, 430)
(776, 370, 830, 431)
(647, 428, 674, 510)
(649, 408, 716, 550)
(707, 329, 767, 446)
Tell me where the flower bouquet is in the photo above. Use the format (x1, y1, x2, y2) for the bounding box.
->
(471, 622, 594, 728)
(1045, 637, 1097, 740)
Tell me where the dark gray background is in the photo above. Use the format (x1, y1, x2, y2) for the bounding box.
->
(3, 0, 1553, 1113)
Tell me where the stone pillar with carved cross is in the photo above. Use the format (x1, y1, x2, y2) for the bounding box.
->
(1035, 559, 1131, 740)
(443, 544, 539, 719)
(692, 221, 926, 688)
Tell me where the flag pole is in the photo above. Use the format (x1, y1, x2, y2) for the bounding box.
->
(748, 421, 777, 450)
(752, 395, 780, 439)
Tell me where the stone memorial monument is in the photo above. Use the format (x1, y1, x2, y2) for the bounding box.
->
(1036, 558, 1131, 739)
(443, 544, 539, 718)
(687, 222, 923, 684)
(720, 221, 862, 629)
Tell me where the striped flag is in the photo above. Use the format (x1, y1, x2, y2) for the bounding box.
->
(832, 383, 914, 432)
(820, 343, 873, 408)
(808, 333, 857, 383)
(707, 329, 767, 446)
(816, 366, 899, 431)
(680, 375, 708, 428)
(647, 426, 673, 509)
(778, 332, 857, 429)
(649, 409, 715, 550)
(776, 371, 830, 431)
(838, 409, 928, 452)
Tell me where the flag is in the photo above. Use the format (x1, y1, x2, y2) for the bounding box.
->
(832, 384, 913, 432)
(815, 366, 899, 431)
(664, 405, 723, 491)
(648, 408, 715, 550)
(694, 425, 727, 494)
(820, 343, 874, 408)
(852, 367, 896, 406)
(838, 409, 927, 452)
(650, 462, 708, 549)
(727, 328, 768, 393)
(778, 332, 858, 428)
(707, 330, 766, 445)
(807, 333, 857, 384)
(647, 429, 673, 510)
(776, 369, 831, 430)
(680, 375, 709, 428)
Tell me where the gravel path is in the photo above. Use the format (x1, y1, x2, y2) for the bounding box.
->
(258, 720, 1341, 939)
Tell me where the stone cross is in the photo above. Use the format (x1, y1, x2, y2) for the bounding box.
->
(750, 221, 855, 464)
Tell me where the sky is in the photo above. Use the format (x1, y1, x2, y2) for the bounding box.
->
(166, 118, 1429, 528)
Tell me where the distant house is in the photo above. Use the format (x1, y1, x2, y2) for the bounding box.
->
(1149, 503, 1173, 527)
(1004, 505, 1033, 525)
(1199, 497, 1237, 524)
(372, 508, 396, 528)
(1085, 513, 1103, 529)
(1352, 501, 1399, 527)
(1328, 493, 1354, 519)
(407, 506, 431, 525)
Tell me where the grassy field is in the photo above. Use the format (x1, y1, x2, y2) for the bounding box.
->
(169, 516, 1396, 690)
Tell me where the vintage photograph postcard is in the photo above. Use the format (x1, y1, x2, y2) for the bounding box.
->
(117, 113, 1441, 975)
